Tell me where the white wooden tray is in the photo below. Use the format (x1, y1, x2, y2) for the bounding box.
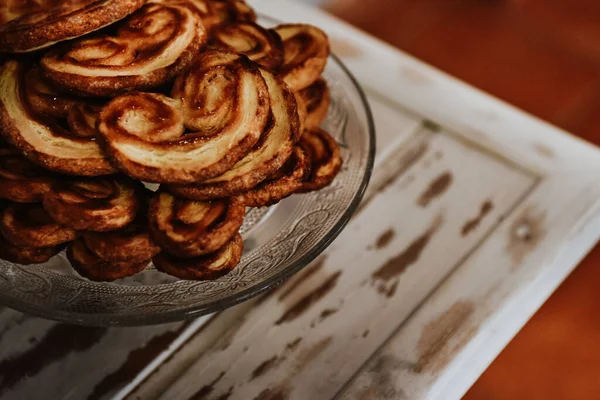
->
(0, 1, 599, 399)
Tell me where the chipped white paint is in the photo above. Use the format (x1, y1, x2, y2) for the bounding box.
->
(1, 1, 599, 400)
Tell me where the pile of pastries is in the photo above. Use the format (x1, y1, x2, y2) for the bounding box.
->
(0, 0, 342, 281)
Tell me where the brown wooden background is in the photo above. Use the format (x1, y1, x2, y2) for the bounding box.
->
(325, 0, 600, 398)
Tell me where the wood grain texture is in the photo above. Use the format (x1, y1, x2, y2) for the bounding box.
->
(0, 307, 188, 400)
(128, 116, 535, 399)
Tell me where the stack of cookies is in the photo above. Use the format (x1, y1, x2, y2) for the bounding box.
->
(0, 0, 342, 281)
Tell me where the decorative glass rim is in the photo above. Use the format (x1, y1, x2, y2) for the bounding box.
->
(0, 17, 376, 326)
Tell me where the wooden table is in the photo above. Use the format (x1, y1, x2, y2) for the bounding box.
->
(1, 1, 599, 399)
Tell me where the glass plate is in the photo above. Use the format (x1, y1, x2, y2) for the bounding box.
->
(0, 17, 376, 326)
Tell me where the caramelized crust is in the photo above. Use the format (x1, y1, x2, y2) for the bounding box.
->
(163, 0, 255, 32)
(238, 146, 311, 208)
(298, 128, 343, 192)
(148, 191, 245, 258)
(297, 78, 330, 130)
(66, 103, 103, 139)
(83, 221, 160, 262)
(43, 177, 141, 232)
(167, 68, 298, 200)
(0, 147, 55, 203)
(153, 233, 243, 280)
(1, 203, 77, 247)
(98, 51, 270, 184)
(210, 21, 283, 70)
(40, 2, 206, 96)
(274, 23, 330, 91)
(0, 0, 148, 53)
(67, 238, 149, 281)
(0, 61, 116, 176)
(0, 234, 61, 265)
(24, 68, 81, 119)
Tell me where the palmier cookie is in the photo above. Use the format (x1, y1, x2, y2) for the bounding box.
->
(24, 68, 81, 119)
(153, 233, 243, 281)
(98, 50, 270, 184)
(274, 24, 330, 91)
(40, 2, 206, 97)
(0, 61, 116, 176)
(0, 148, 54, 203)
(165, 0, 255, 32)
(297, 128, 343, 193)
(296, 79, 330, 131)
(210, 21, 283, 70)
(43, 177, 141, 232)
(1, 203, 77, 248)
(0, 234, 62, 265)
(238, 146, 311, 208)
(167, 67, 298, 200)
(83, 220, 160, 263)
(148, 191, 245, 258)
(1, 0, 41, 25)
(0, 0, 147, 53)
(67, 238, 149, 282)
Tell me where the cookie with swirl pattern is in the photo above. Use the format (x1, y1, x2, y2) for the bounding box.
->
(0, 145, 55, 203)
(83, 217, 160, 262)
(167, 67, 299, 200)
(297, 128, 343, 192)
(0, 234, 62, 265)
(238, 146, 311, 208)
(0, 0, 148, 53)
(210, 21, 283, 70)
(43, 177, 142, 232)
(98, 51, 270, 184)
(148, 191, 245, 258)
(67, 238, 150, 281)
(40, 2, 206, 96)
(0, 61, 116, 176)
(153, 233, 243, 281)
(162, 0, 255, 32)
(1, 203, 77, 248)
(274, 23, 330, 91)
(296, 78, 330, 131)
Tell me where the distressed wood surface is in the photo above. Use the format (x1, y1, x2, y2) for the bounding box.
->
(126, 122, 535, 400)
(1, 1, 599, 399)
(0, 307, 211, 400)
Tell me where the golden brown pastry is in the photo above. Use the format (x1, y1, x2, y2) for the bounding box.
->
(0, 234, 62, 265)
(98, 50, 270, 184)
(40, 2, 206, 96)
(298, 128, 343, 192)
(148, 191, 245, 258)
(1, 0, 41, 25)
(211, 0, 255, 26)
(67, 238, 150, 281)
(83, 220, 160, 262)
(294, 90, 308, 135)
(43, 177, 141, 232)
(274, 23, 330, 91)
(238, 146, 311, 208)
(24, 68, 81, 119)
(167, 67, 298, 199)
(153, 233, 243, 280)
(1, 203, 77, 248)
(66, 103, 103, 139)
(296, 78, 330, 130)
(210, 21, 284, 70)
(0, 61, 116, 176)
(0, 147, 55, 203)
(0, 0, 148, 53)
(163, 0, 255, 32)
